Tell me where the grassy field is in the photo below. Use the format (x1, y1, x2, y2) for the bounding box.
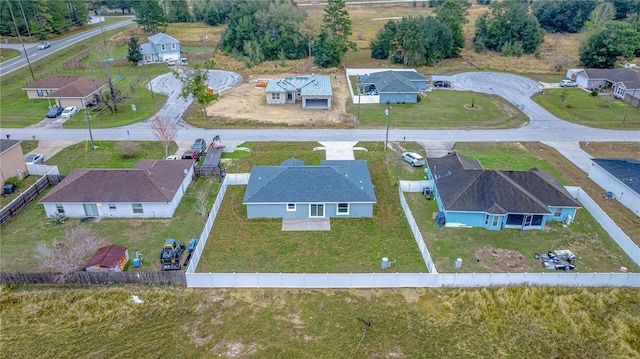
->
(348, 90, 526, 129)
(0, 48, 20, 62)
(196, 141, 428, 273)
(533, 89, 640, 129)
(1, 284, 638, 358)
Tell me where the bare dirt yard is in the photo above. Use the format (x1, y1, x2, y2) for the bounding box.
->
(206, 71, 354, 126)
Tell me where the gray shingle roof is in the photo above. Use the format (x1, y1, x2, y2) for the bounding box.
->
(592, 158, 640, 195)
(427, 152, 580, 214)
(0, 139, 21, 154)
(243, 159, 376, 203)
(360, 70, 425, 93)
(40, 160, 193, 203)
(148, 33, 179, 44)
(583, 68, 640, 89)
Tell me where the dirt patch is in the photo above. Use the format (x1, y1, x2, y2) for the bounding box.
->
(463, 104, 483, 110)
(206, 72, 353, 126)
(474, 248, 532, 272)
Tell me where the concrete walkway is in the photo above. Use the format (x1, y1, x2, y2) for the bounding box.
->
(542, 141, 594, 173)
(318, 141, 358, 160)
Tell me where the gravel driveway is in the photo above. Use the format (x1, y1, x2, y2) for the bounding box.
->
(126, 69, 242, 129)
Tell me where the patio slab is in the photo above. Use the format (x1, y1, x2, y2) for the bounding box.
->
(282, 218, 331, 231)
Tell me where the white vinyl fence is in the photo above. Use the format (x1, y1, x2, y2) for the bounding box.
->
(566, 186, 640, 266)
(184, 179, 640, 288)
(26, 164, 59, 176)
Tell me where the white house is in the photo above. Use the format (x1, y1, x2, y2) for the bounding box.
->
(589, 158, 640, 217)
(39, 160, 194, 218)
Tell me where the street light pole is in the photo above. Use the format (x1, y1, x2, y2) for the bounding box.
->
(384, 105, 390, 150)
(84, 100, 95, 150)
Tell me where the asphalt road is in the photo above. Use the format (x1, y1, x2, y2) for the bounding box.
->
(0, 17, 133, 76)
(2, 72, 637, 143)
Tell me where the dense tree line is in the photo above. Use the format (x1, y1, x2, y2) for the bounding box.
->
(532, 0, 598, 33)
(0, 0, 89, 39)
(370, 0, 465, 66)
(473, 1, 545, 56)
(219, 0, 307, 67)
(580, 21, 640, 68)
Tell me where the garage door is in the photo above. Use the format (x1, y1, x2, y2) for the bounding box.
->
(305, 98, 329, 109)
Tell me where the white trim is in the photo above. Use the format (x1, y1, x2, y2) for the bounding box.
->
(286, 203, 296, 212)
(337, 203, 349, 215)
(309, 203, 325, 218)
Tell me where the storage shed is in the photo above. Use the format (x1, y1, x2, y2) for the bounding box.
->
(85, 245, 129, 272)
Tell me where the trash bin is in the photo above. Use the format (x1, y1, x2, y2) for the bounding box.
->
(3, 184, 15, 195)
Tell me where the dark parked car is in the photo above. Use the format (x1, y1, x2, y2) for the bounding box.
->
(181, 150, 200, 161)
(46, 106, 64, 118)
(191, 138, 206, 155)
(433, 81, 451, 88)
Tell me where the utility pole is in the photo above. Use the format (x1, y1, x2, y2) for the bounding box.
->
(7, 0, 34, 81)
(83, 99, 96, 150)
(384, 105, 391, 150)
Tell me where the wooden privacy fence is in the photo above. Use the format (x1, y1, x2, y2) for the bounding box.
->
(0, 174, 64, 225)
(1, 271, 186, 285)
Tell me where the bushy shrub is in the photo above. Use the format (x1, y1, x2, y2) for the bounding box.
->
(4, 176, 21, 189)
(591, 89, 599, 97)
(566, 103, 574, 108)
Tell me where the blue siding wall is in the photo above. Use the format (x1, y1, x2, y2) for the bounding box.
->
(412, 80, 427, 90)
(380, 93, 417, 104)
(247, 202, 374, 219)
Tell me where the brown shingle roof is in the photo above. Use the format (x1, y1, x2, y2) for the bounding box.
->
(40, 160, 193, 203)
(86, 245, 127, 269)
(21, 76, 106, 99)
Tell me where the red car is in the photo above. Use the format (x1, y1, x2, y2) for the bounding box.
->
(181, 150, 200, 161)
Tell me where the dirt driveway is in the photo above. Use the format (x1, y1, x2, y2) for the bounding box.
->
(206, 71, 354, 126)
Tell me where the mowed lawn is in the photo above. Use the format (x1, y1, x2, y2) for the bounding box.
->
(533, 88, 640, 130)
(404, 142, 640, 273)
(348, 90, 526, 129)
(196, 141, 428, 273)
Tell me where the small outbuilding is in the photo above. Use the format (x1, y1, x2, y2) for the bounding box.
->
(86, 245, 129, 272)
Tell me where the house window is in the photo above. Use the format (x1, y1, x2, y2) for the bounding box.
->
(109, 203, 117, 211)
(271, 93, 280, 100)
(554, 208, 562, 217)
(171, 43, 176, 50)
(337, 203, 349, 215)
(310, 204, 324, 217)
(132, 203, 143, 214)
(46, 89, 53, 95)
(484, 214, 489, 226)
(36, 90, 43, 97)
(492, 216, 499, 227)
(286, 203, 296, 212)
(161, 44, 166, 51)
(55, 204, 64, 214)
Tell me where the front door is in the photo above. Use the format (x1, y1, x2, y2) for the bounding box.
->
(310, 204, 324, 218)
(83, 203, 99, 217)
(522, 214, 533, 229)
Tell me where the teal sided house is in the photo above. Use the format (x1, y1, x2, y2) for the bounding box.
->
(141, 33, 181, 64)
(358, 70, 427, 104)
(425, 152, 581, 230)
(243, 158, 377, 218)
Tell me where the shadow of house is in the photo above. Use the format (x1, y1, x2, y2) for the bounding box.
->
(425, 152, 581, 230)
(243, 158, 376, 218)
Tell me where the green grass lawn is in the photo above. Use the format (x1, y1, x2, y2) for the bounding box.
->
(1, 285, 638, 358)
(0, 26, 137, 128)
(532, 88, 640, 129)
(61, 65, 170, 129)
(196, 141, 428, 273)
(0, 48, 20, 62)
(348, 91, 526, 129)
(404, 142, 640, 273)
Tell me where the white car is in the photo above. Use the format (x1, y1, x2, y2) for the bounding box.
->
(164, 58, 175, 66)
(60, 106, 78, 118)
(559, 80, 578, 88)
(165, 155, 178, 160)
(402, 152, 425, 167)
(37, 42, 50, 50)
(25, 154, 45, 164)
